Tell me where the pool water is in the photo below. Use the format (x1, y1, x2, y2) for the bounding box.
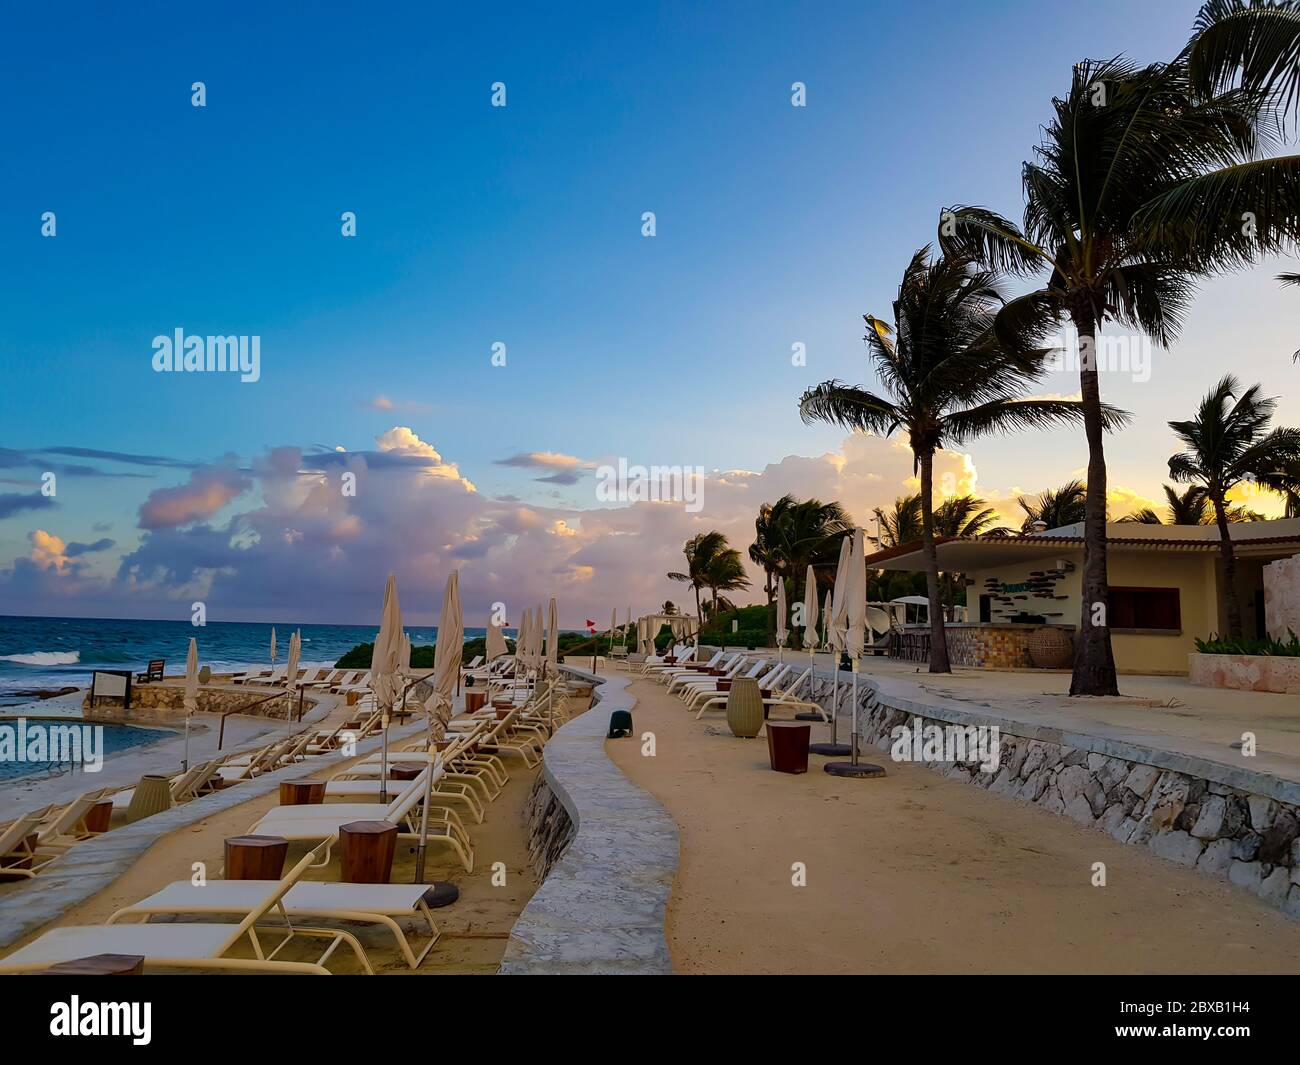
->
(0, 716, 173, 782)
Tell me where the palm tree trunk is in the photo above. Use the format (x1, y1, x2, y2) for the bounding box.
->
(1212, 494, 1243, 639)
(764, 571, 775, 645)
(918, 450, 951, 673)
(694, 584, 702, 634)
(1069, 312, 1120, 696)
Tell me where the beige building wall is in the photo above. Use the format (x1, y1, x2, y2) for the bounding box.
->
(966, 551, 1219, 674)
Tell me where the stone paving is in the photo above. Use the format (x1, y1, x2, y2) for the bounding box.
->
(499, 669, 679, 975)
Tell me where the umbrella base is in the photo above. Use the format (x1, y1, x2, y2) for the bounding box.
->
(419, 882, 460, 908)
(808, 742, 851, 756)
(824, 760, 887, 778)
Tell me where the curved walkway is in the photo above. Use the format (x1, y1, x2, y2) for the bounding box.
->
(500, 671, 679, 975)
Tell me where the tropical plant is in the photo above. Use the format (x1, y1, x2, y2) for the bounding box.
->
(939, 0, 1300, 692)
(871, 495, 924, 548)
(748, 502, 781, 641)
(749, 495, 851, 646)
(702, 544, 750, 617)
(667, 532, 727, 625)
(1195, 630, 1300, 657)
(1118, 483, 1268, 524)
(1167, 375, 1300, 637)
(1018, 480, 1087, 531)
(799, 247, 1109, 672)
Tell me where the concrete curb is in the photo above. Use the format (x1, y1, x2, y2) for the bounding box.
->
(499, 670, 679, 975)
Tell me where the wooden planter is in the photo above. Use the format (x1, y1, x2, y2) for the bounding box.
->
(726, 677, 764, 739)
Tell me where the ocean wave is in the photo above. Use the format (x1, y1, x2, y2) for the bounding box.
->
(0, 651, 81, 666)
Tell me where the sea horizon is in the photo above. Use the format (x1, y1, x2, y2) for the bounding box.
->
(0, 614, 527, 706)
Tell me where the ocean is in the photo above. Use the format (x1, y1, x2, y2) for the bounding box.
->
(0, 615, 496, 707)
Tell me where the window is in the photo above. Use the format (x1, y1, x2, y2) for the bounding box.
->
(1109, 587, 1180, 632)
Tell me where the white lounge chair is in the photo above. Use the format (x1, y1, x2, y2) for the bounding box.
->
(0, 842, 372, 974)
(110, 879, 441, 969)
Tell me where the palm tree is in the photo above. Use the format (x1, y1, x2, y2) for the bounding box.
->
(1018, 480, 1087, 531)
(749, 502, 781, 641)
(1118, 484, 1266, 525)
(1167, 375, 1300, 637)
(800, 248, 1110, 673)
(667, 531, 726, 629)
(940, 0, 1300, 692)
(933, 495, 999, 619)
(702, 545, 750, 617)
(871, 495, 924, 548)
(751, 496, 852, 647)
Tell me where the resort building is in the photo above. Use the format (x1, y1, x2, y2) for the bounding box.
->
(864, 518, 1300, 674)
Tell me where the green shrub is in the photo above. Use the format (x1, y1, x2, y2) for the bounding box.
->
(1194, 631, 1300, 657)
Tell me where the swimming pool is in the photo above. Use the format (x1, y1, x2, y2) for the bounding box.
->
(0, 715, 173, 782)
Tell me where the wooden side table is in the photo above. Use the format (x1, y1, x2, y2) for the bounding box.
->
(766, 722, 812, 774)
(388, 764, 423, 781)
(278, 779, 326, 805)
(83, 800, 113, 834)
(465, 691, 487, 713)
(340, 820, 397, 883)
(224, 835, 289, 880)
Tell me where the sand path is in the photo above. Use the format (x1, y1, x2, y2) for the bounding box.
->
(607, 677, 1300, 974)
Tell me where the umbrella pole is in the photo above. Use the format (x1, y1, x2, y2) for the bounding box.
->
(380, 703, 390, 804)
(824, 656, 885, 778)
(808, 649, 850, 757)
(183, 714, 190, 772)
(414, 752, 433, 882)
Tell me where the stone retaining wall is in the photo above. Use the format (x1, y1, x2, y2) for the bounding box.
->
(807, 672, 1300, 917)
(1188, 652, 1300, 695)
(83, 683, 315, 722)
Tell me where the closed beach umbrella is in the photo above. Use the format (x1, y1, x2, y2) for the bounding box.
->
(284, 630, 301, 725)
(546, 597, 559, 673)
(775, 577, 788, 661)
(269, 627, 277, 664)
(182, 637, 198, 771)
(486, 613, 507, 661)
(533, 603, 545, 672)
(285, 631, 300, 692)
(822, 589, 833, 650)
(845, 528, 866, 660)
(372, 573, 404, 800)
(511, 608, 529, 698)
(416, 570, 461, 881)
(803, 564, 819, 652)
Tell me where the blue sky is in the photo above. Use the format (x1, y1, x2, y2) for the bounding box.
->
(2, 0, 1297, 624)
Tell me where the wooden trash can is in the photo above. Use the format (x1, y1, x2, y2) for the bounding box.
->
(766, 721, 812, 774)
(224, 835, 289, 880)
(40, 954, 144, 976)
(279, 779, 326, 806)
(84, 800, 113, 834)
(340, 820, 397, 883)
(465, 691, 487, 714)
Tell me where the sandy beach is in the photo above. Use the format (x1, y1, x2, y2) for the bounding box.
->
(608, 677, 1300, 974)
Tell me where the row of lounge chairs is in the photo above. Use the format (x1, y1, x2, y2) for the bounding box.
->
(0, 679, 573, 974)
(0, 707, 387, 883)
(645, 649, 826, 720)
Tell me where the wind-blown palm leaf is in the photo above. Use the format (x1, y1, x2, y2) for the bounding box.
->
(1189, 0, 1300, 119)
